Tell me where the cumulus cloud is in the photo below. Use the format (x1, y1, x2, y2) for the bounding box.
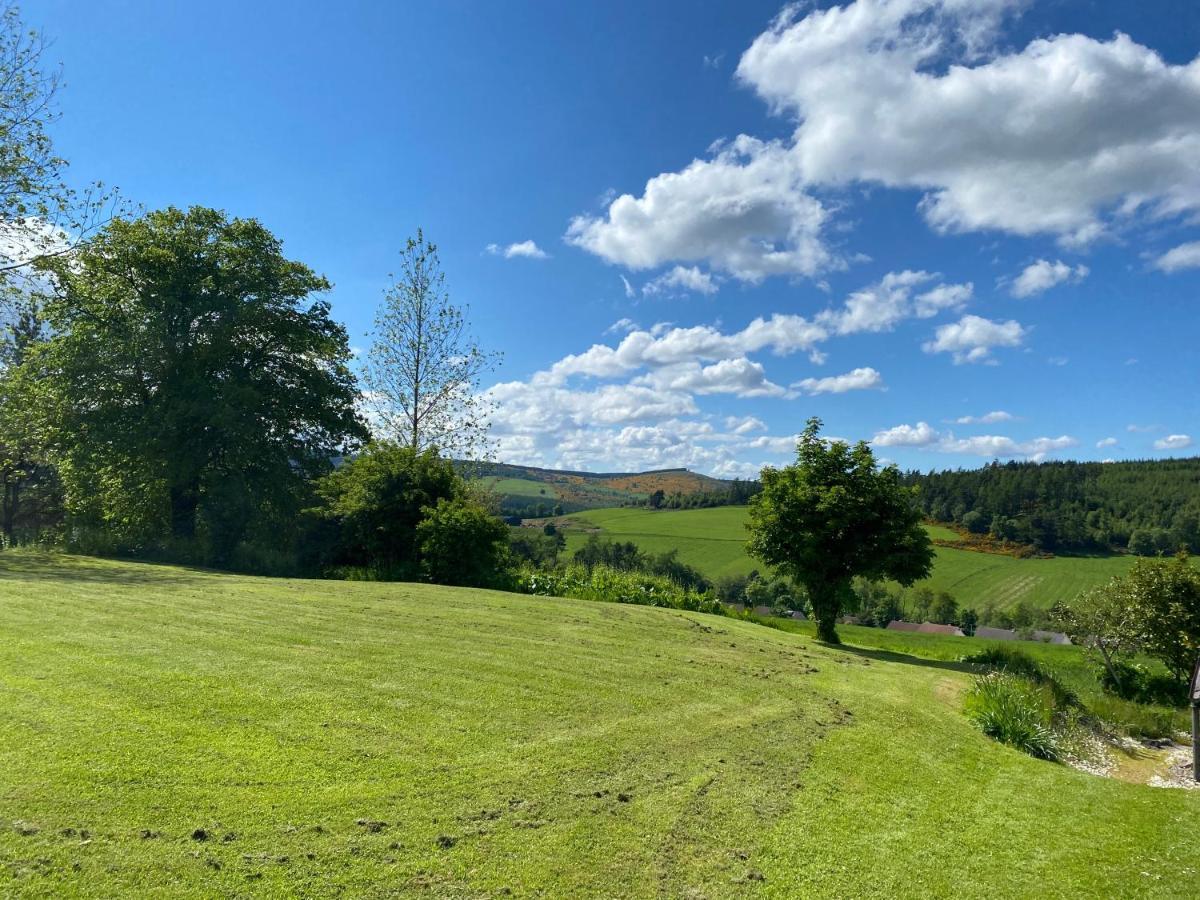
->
(635, 358, 787, 398)
(1153, 241, 1200, 273)
(538, 314, 827, 385)
(953, 411, 1014, 425)
(642, 265, 719, 296)
(1096, 437, 1118, 448)
(873, 420, 1078, 460)
(568, 1, 1200, 279)
(872, 421, 939, 447)
(818, 270, 972, 335)
(1153, 434, 1193, 450)
(793, 366, 884, 395)
(1011, 259, 1089, 298)
(739, 0, 1200, 246)
(565, 134, 834, 282)
(940, 434, 1078, 462)
(487, 239, 549, 259)
(922, 315, 1026, 364)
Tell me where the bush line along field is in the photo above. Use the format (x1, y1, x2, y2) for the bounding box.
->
(561, 506, 1141, 611)
(1, 553, 1197, 897)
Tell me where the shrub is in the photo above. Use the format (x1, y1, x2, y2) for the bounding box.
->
(965, 672, 1060, 761)
(1098, 661, 1188, 707)
(417, 497, 510, 588)
(1085, 694, 1188, 740)
(513, 563, 728, 616)
(962, 645, 1078, 708)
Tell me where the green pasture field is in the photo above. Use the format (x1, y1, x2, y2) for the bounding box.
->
(479, 476, 561, 498)
(1, 553, 1197, 897)
(564, 507, 1142, 610)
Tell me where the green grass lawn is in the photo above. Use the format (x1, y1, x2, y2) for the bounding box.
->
(565, 507, 1139, 610)
(2, 553, 1198, 897)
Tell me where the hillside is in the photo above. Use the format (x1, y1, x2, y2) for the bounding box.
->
(1, 553, 1196, 897)
(471, 462, 730, 516)
(562, 507, 1141, 611)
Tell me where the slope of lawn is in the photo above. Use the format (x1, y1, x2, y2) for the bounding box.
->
(2, 553, 1198, 898)
(565, 506, 1139, 610)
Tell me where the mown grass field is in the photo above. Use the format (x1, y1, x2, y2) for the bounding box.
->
(564, 507, 1140, 610)
(2, 553, 1198, 897)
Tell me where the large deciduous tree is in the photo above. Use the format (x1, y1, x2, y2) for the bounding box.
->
(363, 230, 499, 459)
(747, 417, 934, 643)
(28, 206, 366, 561)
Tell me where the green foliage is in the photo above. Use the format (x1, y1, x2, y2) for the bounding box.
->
(1097, 661, 1187, 707)
(313, 442, 462, 578)
(508, 527, 566, 568)
(965, 672, 1061, 761)
(514, 563, 726, 615)
(748, 417, 933, 642)
(962, 645, 1078, 709)
(1121, 553, 1200, 683)
(27, 206, 365, 563)
(416, 496, 509, 587)
(905, 457, 1200, 554)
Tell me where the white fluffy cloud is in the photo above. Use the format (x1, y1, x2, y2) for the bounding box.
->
(873, 421, 939, 447)
(566, 135, 832, 282)
(1096, 437, 1118, 448)
(739, 0, 1200, 246)
(1011, 259, 1089, 298)
(635, 358, 786, 398)
(538, 314, 827, 385)
(487, 239, 548, 259)
(818, 270, 972, 335)
(953, 411, 1014, 425)
(793, 366, 884, 395)
(642, 265, 719, 296)
(872, 420, 1077, 460)
(1153, 241, 1200, 273)
(922, 315, 1026, 364)
(568, 0, 1200, 280)
(1154, 434, 1193, 451)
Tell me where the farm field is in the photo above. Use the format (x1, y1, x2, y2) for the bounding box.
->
(563, 507, 1141, 610)
(1, 553, 1197, 897)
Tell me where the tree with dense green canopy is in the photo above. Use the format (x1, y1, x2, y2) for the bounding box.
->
(748, 417, 934, 643)
(25, 206, 365, 562)
(312, 441, 463, 578)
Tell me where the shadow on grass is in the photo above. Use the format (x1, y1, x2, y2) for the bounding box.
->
(0, 550, 204, 586)
(825, 641, 977, 675)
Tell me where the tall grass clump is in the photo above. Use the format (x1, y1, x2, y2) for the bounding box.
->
(965, 672, 1061, 761)
(963, 645, 1078, 708)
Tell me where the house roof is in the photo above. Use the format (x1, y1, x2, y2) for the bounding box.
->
(886, 621, 921, 632)
(1032, 630, 1073, 645)
(917, 622, 965, 637)
(975, 626, 1018, 641)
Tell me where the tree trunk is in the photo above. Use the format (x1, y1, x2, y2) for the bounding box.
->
(169, 482, 199, 540)
(808, 580, 844, 644)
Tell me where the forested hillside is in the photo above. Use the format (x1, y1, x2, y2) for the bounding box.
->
(904, 458, 1200, 554)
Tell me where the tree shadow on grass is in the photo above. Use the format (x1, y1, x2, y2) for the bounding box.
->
(0, 551, 206, 587)
(825, 641, 977, 675)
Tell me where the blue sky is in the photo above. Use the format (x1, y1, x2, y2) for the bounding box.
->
(38, 0, 1200, 477)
